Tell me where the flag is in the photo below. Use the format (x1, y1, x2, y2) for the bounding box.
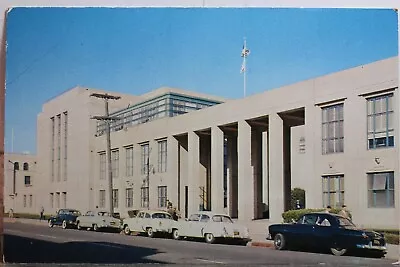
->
(240, 62, 245, 73)
(240, 42, 250, 73)
(241, 45, 250, 58)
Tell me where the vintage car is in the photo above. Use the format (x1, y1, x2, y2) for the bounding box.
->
(174, 211, 251, 244)
(122, 210, 179, 238)
(48, 209, 82, 229)
(267, 212, 387, 257)
(76, 211, 121, 232)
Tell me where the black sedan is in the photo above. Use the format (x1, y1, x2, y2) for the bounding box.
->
(267, 212, 387, 257)
(48, 209, 82, 229)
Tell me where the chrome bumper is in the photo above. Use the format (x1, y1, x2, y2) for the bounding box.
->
(356, 243, 387, 251)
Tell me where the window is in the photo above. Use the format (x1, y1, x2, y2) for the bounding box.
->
(112, 189, 119, 208)
(99, 190, 106, 208)
(126, 188, 133, 208)
(29, 195, 33, 208)
(13, 162, 19, 171)
(57, 114, 61, 181)
(125, 146, 134, 176)
(299, 137, 306, 154)
(322, 175, 344, 208)
(24, 176, 31, 186)
(322, 104, 344, 154)
(368, 172, 394, 208)
(56, 192, 60, 208)
(23, 195, 27, 207)
(158, 140, 167, 173)
(63, 111, 68, 181)
(141, 187, 149, 208)
(141, 143, 149, 175)
(23, 162, 29, 171)
(50, 193, 54, 208)
(367, 94, 394, 149)
(158, 186, 167, 208)
(99, 152, 106, 180)
(62, 192, 67, 208)
(51, 117, 55, 181)
(111, 150, 119, 178)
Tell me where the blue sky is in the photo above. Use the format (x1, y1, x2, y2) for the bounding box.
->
(5, 8, 399, 154)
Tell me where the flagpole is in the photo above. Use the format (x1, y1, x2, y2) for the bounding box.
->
(11, 128, 14, 153)
(243, 38, 247, 98)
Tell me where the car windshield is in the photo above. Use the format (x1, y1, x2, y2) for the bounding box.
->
(98, 212, 111, 217)
(67, 210, 81, 216)
(338, 217, 356, 227)
(152, 213, 172, 219)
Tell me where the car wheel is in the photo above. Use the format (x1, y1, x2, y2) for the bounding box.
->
(62, 220, 68, 229)
(274, 233, 286, 250)
(124, 225, 131, 235)
(48, 220, 54, 228)
(330, 247, 347, 256)
(205, 233, 215, 244)
(147, 227, 154, 238)
(93, 224, 99, 232)
(172, 229, 180, 240)
(77, 222, 81, 230)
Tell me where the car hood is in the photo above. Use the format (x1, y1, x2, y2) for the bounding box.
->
(343, 226, 384, 238)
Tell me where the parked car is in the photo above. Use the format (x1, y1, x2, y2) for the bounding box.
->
(76, 211, 121, 232)
(174, 211, 251, 244)
(267, 212, 387, 257)
(48, 209, 81, 229)
(122, 210, 179, 238)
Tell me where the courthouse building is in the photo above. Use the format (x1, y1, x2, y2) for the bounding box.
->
(6, 56, 399, 229)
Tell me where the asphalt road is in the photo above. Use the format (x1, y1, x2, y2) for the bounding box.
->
(3, 222, 397, 266)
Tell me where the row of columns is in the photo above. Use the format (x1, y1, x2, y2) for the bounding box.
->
(186, 112, 288, 222)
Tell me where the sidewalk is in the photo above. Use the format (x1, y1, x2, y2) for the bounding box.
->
(4, 217, 399, 261)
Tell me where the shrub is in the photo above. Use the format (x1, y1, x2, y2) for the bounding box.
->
(281, 208, 351, 223)
(290, 188, 306, 210)
(5, 213, 51, 220)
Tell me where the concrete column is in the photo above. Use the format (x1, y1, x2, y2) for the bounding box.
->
(188, 131, 200, 216)
(304, 105, 318, 209)
(238, 120, 255, 221)
(268, 113, 284, 223)
(211, 126, 224, 213)
(262, 131, 269, 213)
(167, 136, 179, 207)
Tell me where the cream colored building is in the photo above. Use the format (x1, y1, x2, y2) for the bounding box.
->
(13, 56, 400, 229)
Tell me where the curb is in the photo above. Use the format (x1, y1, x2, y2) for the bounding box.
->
(249, 241, 274, 248)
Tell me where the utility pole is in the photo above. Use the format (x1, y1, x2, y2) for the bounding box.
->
(90, 93, 121, 216)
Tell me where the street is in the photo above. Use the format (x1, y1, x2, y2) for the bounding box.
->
(3, 222, 396, 266)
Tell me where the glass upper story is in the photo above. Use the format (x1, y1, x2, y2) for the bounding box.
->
(96, 92, 222, 136)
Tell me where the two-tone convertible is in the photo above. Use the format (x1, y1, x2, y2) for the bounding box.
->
(267, 212, 387, 257)
(76, 211, 121, 232)
(173, 211, 251, 245)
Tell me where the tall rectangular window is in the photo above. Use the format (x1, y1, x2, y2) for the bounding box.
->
(158, 186, 167, 208)
(111, 150, 119, 178)
(57, 114, 61, 181)
(141, 187, 149, 208)
(29, 195, 33, 208)
(23, 195, 27, 207)
(141, 143, 149, 175)
(158, 140, 167, 173)
(125, 146, 134, 176)
(368, 172, 394, 208)
(126, 188, 133, 208)
(50, 193, 54, 208)
(367, 93, 394, 149)
(99, 190, 106, 208)
(112, 189, 119, 208)
(322, 104, 344, 154)
(322, 175, 344, 208)
(56, 192, 60, 208)
(62, 192, 67, 208)
(99, 152, 106, 180)
(51, 117, 55, 182)
(63, 112, 68, 181)
(24, 176, 31, 186)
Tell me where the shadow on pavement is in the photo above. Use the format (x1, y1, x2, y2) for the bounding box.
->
(4, 234, 168, 264)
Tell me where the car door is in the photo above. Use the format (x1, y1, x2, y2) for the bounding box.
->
(198, 214, 211, 237)
(185, 214, 201, 237)
(293, 214, 319, 248)
(313, 214, 335, 248)
(130, 212, 143, 232)
(56, 210, 65, 225)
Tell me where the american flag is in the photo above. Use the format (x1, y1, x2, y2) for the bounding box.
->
(241, 45, 250, 58)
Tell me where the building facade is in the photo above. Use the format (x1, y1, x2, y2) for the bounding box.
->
(7, 56, 398, 229)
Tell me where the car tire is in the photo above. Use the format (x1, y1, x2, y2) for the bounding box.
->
(93, 224, 99, 232)
(274, 233, 286, 250)
(172, 229, 180, 240)
(62, 220, 68, 229)
(330, 247, 347, 256)
(124, 225, 131, 235)
(77, 222, 81, 230)
(147, 227, 154, 238)
(48, 220, 54, 228)
(205, 233, 215, 244)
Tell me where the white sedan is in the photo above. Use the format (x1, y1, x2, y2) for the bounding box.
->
(174, 211, 251, 244)
(122, 210, 179, 238)
(76, 211, 121, 231)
